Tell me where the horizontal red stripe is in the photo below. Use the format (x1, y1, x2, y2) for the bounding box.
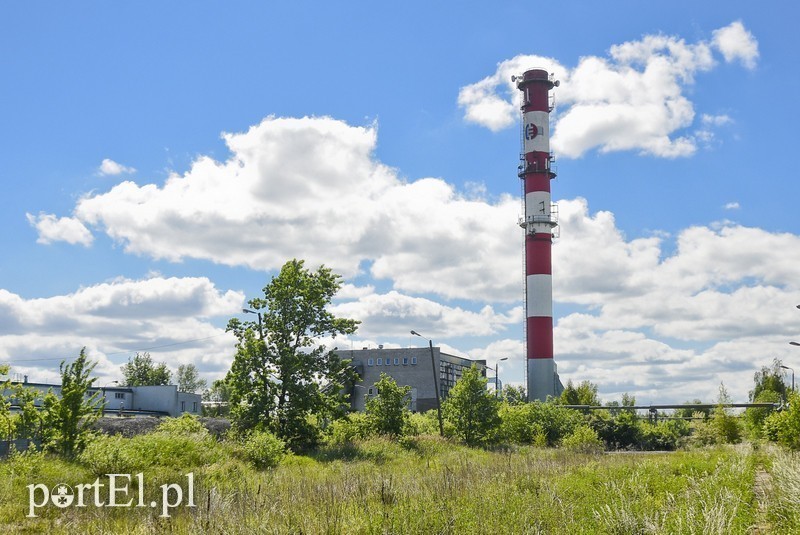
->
(526, 317, 553, 359)
(526, 237, 551, 275)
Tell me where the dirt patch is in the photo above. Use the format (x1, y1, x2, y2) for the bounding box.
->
(751, 466, 772, 534)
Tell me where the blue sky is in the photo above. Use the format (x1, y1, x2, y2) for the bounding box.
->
(2, 1, 799, 402)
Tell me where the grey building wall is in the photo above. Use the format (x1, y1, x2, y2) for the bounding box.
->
(338, 348, 486, 412)
(3, 381, 201, 417)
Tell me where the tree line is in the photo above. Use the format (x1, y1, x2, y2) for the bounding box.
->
(3, 258, 798, 460)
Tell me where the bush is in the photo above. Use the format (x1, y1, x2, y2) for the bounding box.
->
(78, 422, 224, 476)
(407, 410, 442, 436)
(560, 425, 604, 454)
(156, 413, 209, 437)
(498, 402, 583, 446)
(79, 434, 142, 475)
(639, 419, 690, 451)
(328, 413, 372, 444)
(240, 430, 286, 469)
(763, 392, 800, 449)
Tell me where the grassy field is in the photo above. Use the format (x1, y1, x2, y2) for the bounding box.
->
(2, 435, 794, 534)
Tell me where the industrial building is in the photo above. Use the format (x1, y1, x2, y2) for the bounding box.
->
(3, 379, 201, 417)
(338, 347, 487, 412)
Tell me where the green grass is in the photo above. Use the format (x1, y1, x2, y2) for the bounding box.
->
(0, 437, 779, 534)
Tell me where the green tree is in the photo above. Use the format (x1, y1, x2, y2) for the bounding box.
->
(225, 259, 359, 450)
(443, 365, 500, 445)
(202, 378, 231, 417)
(502, 385, 527, 406)
(559, 380, 600, 406)
(121, 352, 171, 386)
(176, 363, 207, 393)
(750, 358, 789, 402)
(744, 389, 781, 439)
(11, 384, 44, 447)
(712, 383, 742, 444)
(365, 373, 411, 437)
(0, 364, 13, 439)
(44, 348, 102, 457)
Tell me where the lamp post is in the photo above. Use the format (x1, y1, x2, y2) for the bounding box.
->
(782, 363, 796, 392)
(485, 357, 509, 399)
(242, 308, 263, 339)
(411, 330, 444, 437)
(495, 357, 508, 399)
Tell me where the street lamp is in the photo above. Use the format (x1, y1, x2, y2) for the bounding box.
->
(780, 364, 795, 392)
(242, 308, 263, 340)
(410, 330, 444, 437)
(485, 358, 509, 399)
(495, 357, 508, 399)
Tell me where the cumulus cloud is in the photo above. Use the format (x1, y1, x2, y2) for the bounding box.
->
(98, 158, 136, 176)
(26, 213, 94, 246)
(331, 290, 521, 339)
(724, 201, 740, 210)
(712, 21, 759, 69)
(45, 116, 523, 302)
(458, 22, 758, 158)
(0, 277, 243, 383)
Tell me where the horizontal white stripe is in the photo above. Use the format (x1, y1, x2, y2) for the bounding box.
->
(523, 110, 550, 154)
(526, 274, 553, 317)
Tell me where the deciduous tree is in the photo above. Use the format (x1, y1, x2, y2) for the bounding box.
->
(176, 363, 207, 393)
(121, 352, 171, 386)
(44, 348, 102, 457)
(365, 373, 411, 437)
(225, 259, 359, 450)
(443, 365, 500, 445)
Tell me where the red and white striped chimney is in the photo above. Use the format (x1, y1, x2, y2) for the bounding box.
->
(515, 69, 562, 401)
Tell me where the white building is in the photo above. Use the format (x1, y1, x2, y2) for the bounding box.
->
(5, 380, 201, 417)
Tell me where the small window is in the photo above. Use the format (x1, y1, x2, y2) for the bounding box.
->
(394, 358, 399, 365)
(377, 358, 382, 365)
(193, 401, 198, 413)
(368, 358, 374, 366)
(368, 387, 374, 396)
(402, 357, 408, 366)
(386, 358, 391, 366)
(411, 357, 417, 365)
(181, 401, 186, 412)
(114, 392, 125, 399)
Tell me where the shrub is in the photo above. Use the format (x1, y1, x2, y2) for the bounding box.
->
(156, 413, 209, 437)
(365, 374, 411, 437)
(240, 430, 286, 469)
(560, 424, 604, 454)
(442, 366, 500, 446)
(407, 410, 442, 436)
(327, 413, 372, 444)
(79, 434, 142, 475)
(764, 392, 800, 450)
(498, 402, 582, 446)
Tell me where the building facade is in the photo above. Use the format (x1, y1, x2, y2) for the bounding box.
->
(338, 347, 487, 412)
(4, 380, 201, 417)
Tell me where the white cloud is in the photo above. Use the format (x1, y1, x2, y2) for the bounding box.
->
(0, 277, 243, 383)
(702, 113, 733, 126)
(712, 21, 759, 70)
(331, 290, 521, 339)
(26, 213, 94, 246)
(45, 116, 523, 302)
(458, 22, 757, 158)
(724, 201, 740, 210)
(98, 158, 136, 176)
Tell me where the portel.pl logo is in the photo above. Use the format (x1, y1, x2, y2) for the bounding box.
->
(27, 472, 195, 518)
